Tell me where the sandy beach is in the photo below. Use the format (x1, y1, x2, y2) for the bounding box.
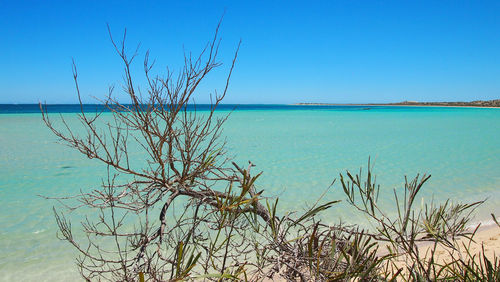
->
(431, 224, 500, 261)
(380, 223, 500, 277)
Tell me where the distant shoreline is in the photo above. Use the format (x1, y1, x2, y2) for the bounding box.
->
(293, 99, 500, 108)
(292, 103, 500, 109)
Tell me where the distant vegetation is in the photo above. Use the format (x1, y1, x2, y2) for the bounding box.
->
(295, 99, 500, 107)
(393, 99, 500, 107)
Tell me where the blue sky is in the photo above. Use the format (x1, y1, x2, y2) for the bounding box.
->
(1, 1, 500, 104)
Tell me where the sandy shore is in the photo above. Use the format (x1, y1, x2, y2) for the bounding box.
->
(382, 223, 500, 277)
(261, 224, 500, 281)
(428, 224, 500, 261)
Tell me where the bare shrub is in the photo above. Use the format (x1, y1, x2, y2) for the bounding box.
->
(41, 21, 499, 281)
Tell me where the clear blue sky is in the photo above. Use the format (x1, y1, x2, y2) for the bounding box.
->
(1, 1, 500, 104)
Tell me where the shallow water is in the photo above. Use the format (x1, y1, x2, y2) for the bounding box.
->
(1, 105, 500, 281)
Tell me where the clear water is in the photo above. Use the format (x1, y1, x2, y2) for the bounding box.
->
(1, 105, 500, 281)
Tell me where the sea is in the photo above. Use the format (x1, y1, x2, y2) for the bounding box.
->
(1, 104, 500, 281)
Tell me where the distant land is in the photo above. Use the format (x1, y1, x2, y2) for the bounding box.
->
(294, 99, 500, 108)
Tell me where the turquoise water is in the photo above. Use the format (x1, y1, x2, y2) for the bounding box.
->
(1, 105, 500, 281)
